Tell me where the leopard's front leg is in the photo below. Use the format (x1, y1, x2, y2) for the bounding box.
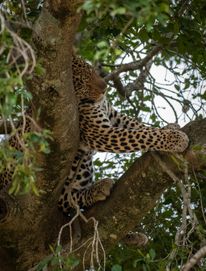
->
(80, 102, 189, 154)
(107, 102, 146, 130)
(83, 125, 189, 154)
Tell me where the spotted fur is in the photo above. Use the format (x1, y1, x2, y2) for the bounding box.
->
(58, 55, 189, 214)
(0, 55, 189, 215)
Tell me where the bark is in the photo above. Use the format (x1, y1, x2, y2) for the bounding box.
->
(0, 1, 81, 270)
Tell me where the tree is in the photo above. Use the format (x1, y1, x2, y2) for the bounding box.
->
(0, 0, 206, 270)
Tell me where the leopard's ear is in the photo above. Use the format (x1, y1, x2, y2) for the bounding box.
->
(88, 72, 107, 94)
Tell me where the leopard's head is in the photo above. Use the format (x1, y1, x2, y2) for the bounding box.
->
(72, 55, 106, 102)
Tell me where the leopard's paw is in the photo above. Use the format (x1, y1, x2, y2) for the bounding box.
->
(162, 124, 189, 152)
(92, 178, 114, 202)
(168, 129, 189, 152)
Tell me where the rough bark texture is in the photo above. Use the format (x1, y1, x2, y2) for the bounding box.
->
(0, 1, 206, 270)
(0, 1, 81, 270)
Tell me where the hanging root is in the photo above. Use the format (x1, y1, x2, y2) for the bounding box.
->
(57, 203, 106, 271)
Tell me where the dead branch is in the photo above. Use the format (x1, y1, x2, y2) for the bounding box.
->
(110, 60, 152, 99)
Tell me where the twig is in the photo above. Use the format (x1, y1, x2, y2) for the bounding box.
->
(104, 45, 162, 82)
(152, 153, 202, 270)
(0, 11, 36, 77)
(182, 245, 206, 271)
(20, 0, 29, 25)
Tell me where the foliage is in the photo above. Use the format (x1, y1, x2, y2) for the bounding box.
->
(0, 129, 52, 194)
(36, 245, 80, 271)
(78, 0, 206, 126)
(0, 2, 51, 195)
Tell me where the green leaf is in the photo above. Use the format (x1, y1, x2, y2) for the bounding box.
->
(159, 3, 169, 13)
(81, 0, 94, 13)
(112, 264, 122, 271)
(36, 255, 52, 271)
(97, 41, 108, 48)
(111, 7, 126, 16)
(65, 256, 80, 268)
(149, 248, 156, 260)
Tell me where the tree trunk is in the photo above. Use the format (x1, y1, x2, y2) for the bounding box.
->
(0, 1, 81, 270)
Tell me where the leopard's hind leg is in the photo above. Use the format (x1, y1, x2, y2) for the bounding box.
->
(58, 147, 113, 215)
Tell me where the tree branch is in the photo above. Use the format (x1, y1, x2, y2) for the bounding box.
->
(104, 45, 162, 82)
(182, 245, 206, 271)
(72, 119, 206, 270)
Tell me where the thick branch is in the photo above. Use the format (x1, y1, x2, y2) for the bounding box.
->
(73, 119, 206, 270)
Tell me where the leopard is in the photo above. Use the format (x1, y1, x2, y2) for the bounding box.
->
(0, 54, 189, 216)
(58, 54, 189, 215)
